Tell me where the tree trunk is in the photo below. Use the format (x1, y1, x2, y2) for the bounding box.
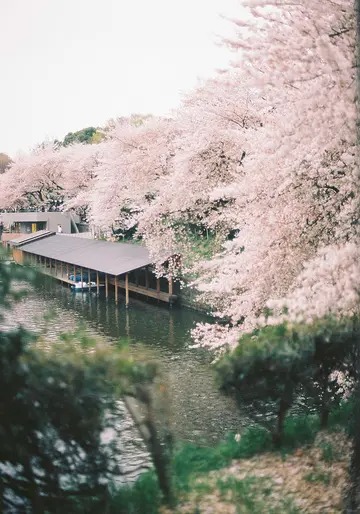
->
(320, 407, 329, 429)
(272, 398, 288, 446)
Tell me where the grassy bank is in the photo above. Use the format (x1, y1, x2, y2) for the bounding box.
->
(110, 400, 353, 513)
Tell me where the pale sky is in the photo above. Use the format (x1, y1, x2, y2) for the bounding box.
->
(1, 0, 239, 156)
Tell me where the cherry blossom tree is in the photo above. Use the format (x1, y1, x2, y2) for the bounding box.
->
(0, 0, 357, 357)
(0, 144, 67, 210)
(0, 141, 102, 219)
(87, 117, 178, 239)
(190, 0, 358, 351)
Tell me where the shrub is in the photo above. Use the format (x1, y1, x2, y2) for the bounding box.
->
(109, 472, 161, 514)
(216, 317, 360, 444)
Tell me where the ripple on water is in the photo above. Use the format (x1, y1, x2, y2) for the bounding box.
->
(2, 279, 247, 445)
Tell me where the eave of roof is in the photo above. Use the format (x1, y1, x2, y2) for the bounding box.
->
(9, 230, 55, 246)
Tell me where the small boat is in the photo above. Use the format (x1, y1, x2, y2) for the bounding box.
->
(71, 281, 97, 292)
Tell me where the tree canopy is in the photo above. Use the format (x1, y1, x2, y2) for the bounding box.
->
(61, 126, 105, 147)
(0, 0, 357, 352)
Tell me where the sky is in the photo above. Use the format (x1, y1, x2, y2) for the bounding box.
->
(1, 0, 239, 156)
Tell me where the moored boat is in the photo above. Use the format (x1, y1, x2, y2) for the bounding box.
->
(71, 281, 97, 291)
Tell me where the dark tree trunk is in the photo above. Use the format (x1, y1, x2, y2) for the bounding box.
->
(320, 407, 330, 429)
(132, 386, 175, 508)
(272, 398, 289, 446)
(320, 372, 330, 429)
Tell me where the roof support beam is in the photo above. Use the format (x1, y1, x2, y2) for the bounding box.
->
(125, 272, 129, 308)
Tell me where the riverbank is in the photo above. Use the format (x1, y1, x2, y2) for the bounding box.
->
(161, 430, 350, 513)
(112, 401, 353, 513)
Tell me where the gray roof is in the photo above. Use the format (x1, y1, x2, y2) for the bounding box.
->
(9, 230, 54, 246)
(19, 234, 152, 275)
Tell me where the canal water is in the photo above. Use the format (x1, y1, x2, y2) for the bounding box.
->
(3, 276, 246, 445)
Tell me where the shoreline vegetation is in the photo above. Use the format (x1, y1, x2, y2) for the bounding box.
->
(113, 402, 353, 513)
(0, 0, 358, 511)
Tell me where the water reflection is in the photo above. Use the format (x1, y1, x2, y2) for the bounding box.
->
(4, 277, 247, 444)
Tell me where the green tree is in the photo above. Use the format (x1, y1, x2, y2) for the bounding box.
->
(62, 127, 102, 147)
(216, 318, 359, 444)
(0, 260, 162, 512)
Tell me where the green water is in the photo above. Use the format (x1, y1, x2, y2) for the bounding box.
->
(6, 276, 246, 444)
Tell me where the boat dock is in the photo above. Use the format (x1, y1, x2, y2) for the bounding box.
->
(7, 231, 178, 306)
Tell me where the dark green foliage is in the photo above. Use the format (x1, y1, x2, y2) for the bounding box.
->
(62, 127, 97, 146)
(100, 401, 352, 511)
(172, 426, 276, 493)
(0, 258, 158, 512)
(0, 326, 157, 512)
(216, 318, 360, 444)
(281, 414, 319, 449)
(109, 472, 161, 514)
(217, 323, 313, 444)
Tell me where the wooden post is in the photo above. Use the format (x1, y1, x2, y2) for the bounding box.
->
(66, 263, 69, 279)
(125, 272, 129, 307)
(156, 278, 160, 299)
(96, 270, 99, 294)
(125, 309, 130, 337)
(88, 268, 91, 286)
(60, 261, 63, 279)
(115, 275, 118, 304)
(105, 274, 108, 299)
(168, 277, 174, 308)
(80, 267, 83, 284)
(73, 265, 76, 282)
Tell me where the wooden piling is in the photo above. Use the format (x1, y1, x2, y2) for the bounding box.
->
(125, 272, 129, 307)
(156, 277, 160, 300)
(115, 275, 118, 304)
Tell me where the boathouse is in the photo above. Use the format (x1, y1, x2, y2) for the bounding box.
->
(10, 232, 177, 306)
